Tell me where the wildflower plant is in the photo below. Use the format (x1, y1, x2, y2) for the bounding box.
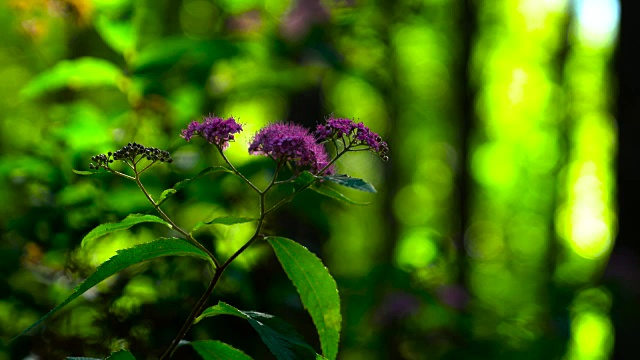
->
(13, 114, 388, 360)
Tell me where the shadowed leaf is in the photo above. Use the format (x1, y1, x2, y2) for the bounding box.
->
(321, 174, 376, 193)
(292, 171, 369, 205)
(195, 302, 324, 360)
(310, 185, 370, 206)
(191, 340, 252, 360)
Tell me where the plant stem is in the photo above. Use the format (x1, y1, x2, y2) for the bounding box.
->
(159, 160, 280, 358)
(217, 147, 261, 193)
(159, 267, 223, 359)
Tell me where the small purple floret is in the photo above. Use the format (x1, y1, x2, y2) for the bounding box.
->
(316, 116, 389, 161)
(181, 115, 243, 150)
(249, 123, 334, 174)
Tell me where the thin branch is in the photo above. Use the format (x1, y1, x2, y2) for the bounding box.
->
(132, 166, 220, 269)
(217, 147, 261, 193)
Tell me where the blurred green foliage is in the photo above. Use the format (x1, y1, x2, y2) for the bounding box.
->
(0, 0, 619, 359)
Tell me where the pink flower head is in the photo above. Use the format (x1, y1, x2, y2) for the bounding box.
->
(181, 115, 243, 150)
(249, 122, 334, 174)
(316, 116, 389, 161)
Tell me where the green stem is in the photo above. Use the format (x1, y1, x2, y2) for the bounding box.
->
(160, 267, 223, 359)
(107, 168, 136, 181)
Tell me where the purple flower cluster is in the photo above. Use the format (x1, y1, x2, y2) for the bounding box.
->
(181, 115, 243, 149)
(248, 123, 333, 174)
(316, 116, 389, 161)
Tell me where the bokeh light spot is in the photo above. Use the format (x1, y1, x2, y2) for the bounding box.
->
(395, 229, 439, 271)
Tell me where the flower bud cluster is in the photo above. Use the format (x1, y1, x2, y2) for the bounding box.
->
(316, 116, 389, 161)
(89, 142, 172, 170)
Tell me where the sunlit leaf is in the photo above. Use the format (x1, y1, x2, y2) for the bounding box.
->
(195, 301, 323, 360)
(81, 214, 171, 248)
(92, 0, 134, 54)
(94, 14, 135, 55)
(191, 216, 257, 234)
(73, 169, 111, 176)
(191, 340, 252, 360)
(21, 57, 123, 98)
(157, 166, 234, 206)
(266, 237, 341, 360)
(321, 174, 376, 193)
(13, 238, 210, 341)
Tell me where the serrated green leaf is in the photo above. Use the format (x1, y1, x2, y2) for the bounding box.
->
(13, 238, 209, 341)
(81, 214, 171, 248)
(195, 302, 323, 360)
(156, 166, 234, 206)
(21, 57, 123, 98)
(191, 216, 257, 234)
(321, 174, 376, 193)
(72, 169, 111, 176)
(191, 340, 252, 360)
(267, 237, 341, 360)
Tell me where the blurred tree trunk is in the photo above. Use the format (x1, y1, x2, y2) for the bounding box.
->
(612, 0, 640, 357)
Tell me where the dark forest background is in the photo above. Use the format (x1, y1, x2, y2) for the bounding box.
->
(1, 0, 638, 359)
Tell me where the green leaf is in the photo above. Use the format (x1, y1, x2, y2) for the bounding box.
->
(195, 302, 324, 360)
(94, 14, 135, 55)
(291, 171, 367, 205)
(321, 174, 376, 193)
(191, 340, 252, 360)
(266, 237, 341, 360)
(13, 238, 209, 341)
(309, 185, 370, 206)
(81, 214, 172, 248)
(190, 216, 257, 234)
(21, 57, 123, 98)
(156, 166, 234, 206)
(73, 169, 112, 176)
(105, 350, 136, 360)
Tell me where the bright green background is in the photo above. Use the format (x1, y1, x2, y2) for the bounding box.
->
(0, 0, 619, 359)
